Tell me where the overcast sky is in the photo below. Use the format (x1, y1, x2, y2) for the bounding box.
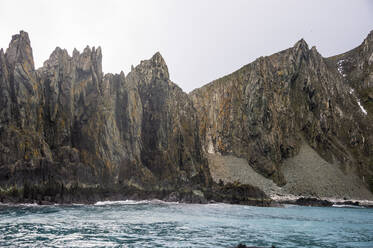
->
(1, 0, 373, 92)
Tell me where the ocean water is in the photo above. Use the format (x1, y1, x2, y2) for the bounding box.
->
(0, 201, 372, 248)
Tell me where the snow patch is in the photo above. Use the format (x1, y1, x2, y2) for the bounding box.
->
(357, 99, 368, 115)
(369, 52, 373, 65)
(349, 88, 368, 115)
(337, 60, 346, 77)
(207, 136, 215, 154)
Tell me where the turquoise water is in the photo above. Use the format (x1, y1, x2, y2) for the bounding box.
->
(0, 201, 372, 247)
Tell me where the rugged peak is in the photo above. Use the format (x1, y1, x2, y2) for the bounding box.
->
(93, 46, 102, 61)
(43, 47, 70, 68)
(70, 45, 103, 77)
(293, 38, 309, 52)
(310, 45, 322, 58)
(9, 31, 30, 47)
(366, 30, 373, 42)
(0, 48, 6, 69)
(291, 38, 311, 66)
(91, 46, 102, 63)
(74, 45, 102, 60)
(52, 46, 63, 54)
(72, 48, 80, 57)
(95, 46, 102, 54)
(362, 30, 373, 53)
(91, 46, 103, 80)
(150, 52, 169, 78)
(134, 52, 169, 80)
(5, 30, 34, 71)
(0, 48, 4, 60)
(41, 44, 103, 81)
(80, 45, 102, 58)
(83, 45, 91, 54)
(151, 51, 165, 65)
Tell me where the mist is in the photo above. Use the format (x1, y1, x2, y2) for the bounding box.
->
(1, 0, 372, 92)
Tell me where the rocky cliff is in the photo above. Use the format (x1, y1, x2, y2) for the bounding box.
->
(1, 31, 266, 204)
(190, 32, 373, 199)
(0, 30, 372, 204)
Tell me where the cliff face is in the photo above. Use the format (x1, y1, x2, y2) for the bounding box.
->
(1, 30, 372, 203)
(0, 31, 211, 199)
(190, 33, 373, 195)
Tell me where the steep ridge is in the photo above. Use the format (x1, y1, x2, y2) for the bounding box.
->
(190, 32, 373, 199)
(1, 30, 372, 204)
(0, 31, 270, 205)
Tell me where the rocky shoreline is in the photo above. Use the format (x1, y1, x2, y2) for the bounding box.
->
(270, 194, 373, 208)
(0, 181, 271, 206)
(1, 182, 372, 208)
(1, 30, 372, 208)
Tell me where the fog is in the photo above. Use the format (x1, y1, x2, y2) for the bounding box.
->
(1, 0, 372, 92)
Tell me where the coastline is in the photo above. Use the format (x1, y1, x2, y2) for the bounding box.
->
(1, 189, 373, 208)
(270, 193, 373, 208)
(0, 182, 271, 207)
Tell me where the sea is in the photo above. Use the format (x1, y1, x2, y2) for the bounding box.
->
(0, 200, 372, 247)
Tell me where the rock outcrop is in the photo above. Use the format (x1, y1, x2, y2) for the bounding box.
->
(190, 32, 373, 198)
(0, 31, 223, 204)
(1, 30, 373, 204)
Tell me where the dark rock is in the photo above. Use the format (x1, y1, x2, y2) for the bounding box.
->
(1, 29, 372, 205)
(190, 31, 373, 193)
(235, 244, 275, 248)
(5, 30, 34, 70)
(295, 197, 333, 207)
(205, 182, 271, 206)
(334, 201, 360, 206)
(0, 31, 216, 204)
(164, 191, 180, 202)
(0, 31, 271, 206)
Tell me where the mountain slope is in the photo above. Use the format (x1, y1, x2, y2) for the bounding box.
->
(0, 30, 372, 204)
(190, 32, 373, 199)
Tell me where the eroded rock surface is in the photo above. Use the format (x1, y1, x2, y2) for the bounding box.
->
(1, 30, 373, 204)
(0, 31, 217, 203)
(191, 32, 373, 195)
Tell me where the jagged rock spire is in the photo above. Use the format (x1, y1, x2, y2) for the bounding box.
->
(5, 31, 34, 71)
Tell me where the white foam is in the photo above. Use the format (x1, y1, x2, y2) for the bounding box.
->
(94, 199, 178, 206)
(20, 203, 40, 207)
(327, 198, 373, 205)
(283, 204, 298, 208)
(332, 204, 364, 209)
(0, 202, 40, 207)
(271, 194, 373, 207)
(270, 193, 299, 202)
(94, 200, 146, 206)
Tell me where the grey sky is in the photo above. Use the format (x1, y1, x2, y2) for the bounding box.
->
(1, 0, 373, 92)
